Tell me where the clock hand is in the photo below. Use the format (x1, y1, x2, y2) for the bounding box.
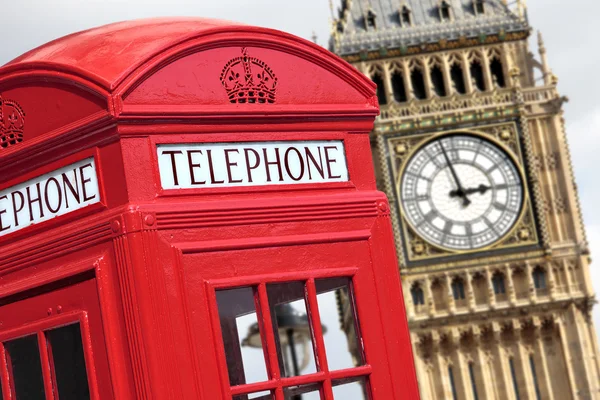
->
(440, 143, 471, 206)
(450, 184, 491, 197)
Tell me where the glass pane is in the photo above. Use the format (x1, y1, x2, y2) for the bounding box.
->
(46, 324, 90, 400)
(332, 377, 368, 400)
(267, 282, 317, 377)
(4, 335, 45, 400)
(217, 287, 268, 386)
(233, 391, 274, 400)
(316, 278, 364, 369)
(283, 382, 322, 400)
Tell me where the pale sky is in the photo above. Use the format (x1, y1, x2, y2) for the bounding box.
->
(1, 0, 599, 390)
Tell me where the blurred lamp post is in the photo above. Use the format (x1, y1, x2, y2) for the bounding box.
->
(243, 303, 326, 399)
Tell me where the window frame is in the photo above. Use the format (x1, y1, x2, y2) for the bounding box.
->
(473, 0, 485, 15)
(0, 311, 99, 400)
(439, 1, 453, 22)
(533, 268, 547, 290)
(400, 6, 412, 27)
(492, 273, 506, 295)
(411, 284, 425, 306)
(451, 279, 466, 300)
(207, 268, 372, 400)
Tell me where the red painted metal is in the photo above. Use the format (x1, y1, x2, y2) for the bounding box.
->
(0, 18, 419, 399)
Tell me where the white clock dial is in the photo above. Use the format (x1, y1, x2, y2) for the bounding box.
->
(400, 134, 524, 251)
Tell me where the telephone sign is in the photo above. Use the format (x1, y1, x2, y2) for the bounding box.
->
(157, 141, 348, 189)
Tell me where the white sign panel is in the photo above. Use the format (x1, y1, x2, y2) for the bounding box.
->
(157, 141, 349, 189)
(0, 158, 100, 237)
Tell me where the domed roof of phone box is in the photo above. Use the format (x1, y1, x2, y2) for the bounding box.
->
(3, 18, 249, 91)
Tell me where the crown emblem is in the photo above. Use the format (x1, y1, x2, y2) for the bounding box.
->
(0, 96, 25, 149)
(220, 48, 278, 104)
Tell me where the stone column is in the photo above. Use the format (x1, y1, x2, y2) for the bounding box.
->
(513, 320, 538, 400)
(424, 277, 435, 317)
(382, 61, 394, 104)
(587, 319, 600, 393)
(505, 264, 517, 305)
(446, 273, 456, 314)
(532, 317, 554, 400)
(535, 117, 564, 243)
(546, 261, 557, 300)
(465, 271, 476, 311)
(450, 328, 473, 400)
(441, 54, 453, 96)
(556, 316, 579, 398)
(485, 267, 496, 309)
(402, 60, 414, 101)
(492, 322, 515, 400)
(404, 279, 415, 319)
(568, 304, 596, 398)
(473, 326, 494, 399)
(411, 333, 434, 400)
(525, 261, 536, 304)
(462, 52, 474, 94)
(422, 56, 434, 99)
(562, 259, 573, 295)
(433, 331, 453, 399)
(481, 49, 493, 91)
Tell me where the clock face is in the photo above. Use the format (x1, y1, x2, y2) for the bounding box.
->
(400, 134, 524, 251)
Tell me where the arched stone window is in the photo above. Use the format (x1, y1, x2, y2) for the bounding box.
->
(490, 57, 506, 88)
(449, 55, 467, 94)
(391, 70, 408, 102)
(440, 1, 452, 22)
(470, 59, 486, 91)
(370, 68, 388, 106)
(410, 61, 427, 100)
(411, 283, 425, 305)
(533, 267, 547, 290)
(452, 278, 466, 300)
(430, 62, 447, 97)
(400, 5, 412, 27)
(492, 272, 506, 294)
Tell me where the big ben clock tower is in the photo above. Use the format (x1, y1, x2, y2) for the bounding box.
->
(330, 0, 600, 399)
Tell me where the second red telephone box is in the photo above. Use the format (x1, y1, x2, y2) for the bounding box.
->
(0, 18, 419, 400)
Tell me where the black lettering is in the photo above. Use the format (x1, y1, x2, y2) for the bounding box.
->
(186, 150, 206, 185)
(324, 146, 342, 179)
(244, 148, 260, 183)
(26, 183, 44, 222)
(79, 163, 97, 202)
(162, 150, 183, 186)
(263, 148, 284, 182)
(0, 195, 10, 232)
(305, 147, 325, 180)
(44, 177, 62, 214)
(206, 150, 225, 184)
(11, 191, 24, 227)
(61, 170, 80, 208)
(284, 147, 304, 181)
(224, 149, 243, 184)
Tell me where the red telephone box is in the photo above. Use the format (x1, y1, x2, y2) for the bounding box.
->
(0, 18, 419, 400)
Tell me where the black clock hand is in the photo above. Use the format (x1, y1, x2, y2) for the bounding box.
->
(450, 184, 491, 197)
(440, 143, 471, 206)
